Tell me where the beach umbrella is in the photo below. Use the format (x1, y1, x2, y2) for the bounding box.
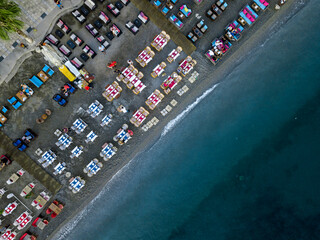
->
(128, 130, 133, 136)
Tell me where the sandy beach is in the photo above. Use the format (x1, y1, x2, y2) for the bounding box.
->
(37, 1, 307, 239)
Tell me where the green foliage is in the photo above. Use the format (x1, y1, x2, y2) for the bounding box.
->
(0, 0, 24, 40)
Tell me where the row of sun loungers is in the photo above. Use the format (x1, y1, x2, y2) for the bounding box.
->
(206, 0, 268, 65)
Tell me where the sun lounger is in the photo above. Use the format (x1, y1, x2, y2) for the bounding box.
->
(8, 97, 23, 109)
(71, 57, 84, 69)
(83, 45, 96, 58)
(29, 76, 43, 88)
(45, 34, 59, 46)
(233, 20, 244, 32)
(153, 0, 162, 8)
(161, 6, 169, 15)
(8, 97, 17, 105)
(72, 10, 86, 23)
(59, 45, 72, 57)
(42, 64, 54, 76)
(246, 6, 258, 18)
(70, 33, 84, 46)
(86, 24, 99, 37)
(99, 11, 111, 24)
(13, 101, 22, 109)
(239, 12, 252, 25)
(56, 19, 72, 34)
(243, 8, 257, 23)
(84, 0, 96, 10)
(253, 0, 268, 10)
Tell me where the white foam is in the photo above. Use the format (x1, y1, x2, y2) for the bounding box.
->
(161, 83, 220, 137)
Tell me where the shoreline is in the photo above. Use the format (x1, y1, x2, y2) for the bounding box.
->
(29, 1, 306, 239)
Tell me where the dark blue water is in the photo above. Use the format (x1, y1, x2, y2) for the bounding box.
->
(56, 0, 320, 239)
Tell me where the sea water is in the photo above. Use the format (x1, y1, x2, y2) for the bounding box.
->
(56, 0, 320, 239)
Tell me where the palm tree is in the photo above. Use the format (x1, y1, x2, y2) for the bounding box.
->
(0, 0, 32, 43)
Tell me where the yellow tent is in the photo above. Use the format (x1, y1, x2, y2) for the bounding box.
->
(59, 65, 76, 81)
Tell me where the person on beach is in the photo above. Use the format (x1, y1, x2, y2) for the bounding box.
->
(54, 0, 63, 9)
(114, 69, 121, 74)
(99, 45, 105, 53)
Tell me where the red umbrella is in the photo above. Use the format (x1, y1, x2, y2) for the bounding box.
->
(128, 130, 133, 136)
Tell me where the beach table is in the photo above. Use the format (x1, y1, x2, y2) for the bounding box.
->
(20, 184, 34, 197)
(33, 195, 47, 209)
(145, 89, 164, 110)
(16, 91, 28, 102)
(130, 107, 150, 127)
(0, 113, 7, 124)
(48, 202, 62, 215)
(37, 70, 49, 82)
(86, 131, 97, 143)
(151, 62, 166, 78)
(70, 146, 83, 158)
(101, 114, 112, 126)
(53, 162, 66, 175)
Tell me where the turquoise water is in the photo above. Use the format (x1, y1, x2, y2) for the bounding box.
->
(57, 0, 320, 239)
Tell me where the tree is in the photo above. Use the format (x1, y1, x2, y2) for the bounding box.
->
(0, 0, 27, 41)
